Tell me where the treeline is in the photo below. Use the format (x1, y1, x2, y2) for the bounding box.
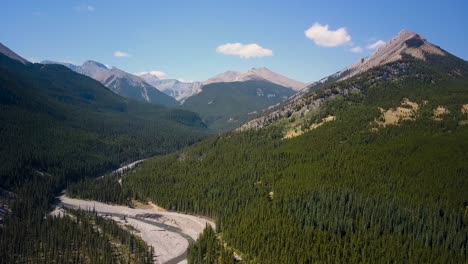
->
(115, 67, 468, 263)
(1, 207, 153, 263)
(0, 176, 153, 263)
(68, 175, 132, 205)
(188, 225, 236, 264)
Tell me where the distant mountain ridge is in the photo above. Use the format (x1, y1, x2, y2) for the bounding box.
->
(41, 60, 177, 107)
(139, 72, 203, 103)
(204, 67, 305, 90)
(139, 67, 304, 103)
(141, 68, 301, 130)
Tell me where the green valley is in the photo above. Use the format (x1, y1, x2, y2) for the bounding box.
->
(0, 51, 209, 262)
(182, 80, 294, 131)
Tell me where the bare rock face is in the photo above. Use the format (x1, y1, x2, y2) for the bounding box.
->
(342, 30, 446, 81)
(238, 30, 453, 132)
(140, 72, 204, 103)
(303, 30, 448, 95)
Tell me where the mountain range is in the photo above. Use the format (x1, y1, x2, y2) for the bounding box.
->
(40, 59, 304, 131)
(42, 59, 305, 106)
(139, 72, 203, 103)
(41, 60, 178, 107)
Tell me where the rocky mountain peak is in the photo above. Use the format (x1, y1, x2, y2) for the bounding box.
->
(82, 60, 108, 69)
(343, 29, 446, 80)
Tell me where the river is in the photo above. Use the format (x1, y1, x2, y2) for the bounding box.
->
(54, 161, 214, 264)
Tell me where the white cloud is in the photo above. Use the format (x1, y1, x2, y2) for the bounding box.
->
(75, 5, 95, 12)
(114, 51, 131, 58)
(137, 70, 167, 79)
(305, 23, 351, 47)
(216, 43, 273, 58)
(350, 46, 363, 53)
(366, 40, 386, 50)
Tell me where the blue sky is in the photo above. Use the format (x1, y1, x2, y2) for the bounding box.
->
(2, 0, 467, 82)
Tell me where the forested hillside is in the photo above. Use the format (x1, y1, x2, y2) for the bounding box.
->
(1, 206, 154, 263)
(0, 52, 209, 262)
(182, 80, 294, 131)
(0, 53, 208, 188)
(110, 56, 468, 263)
(41, 60, 179, 107)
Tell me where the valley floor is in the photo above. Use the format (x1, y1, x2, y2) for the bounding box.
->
(56, 195, 214, 264)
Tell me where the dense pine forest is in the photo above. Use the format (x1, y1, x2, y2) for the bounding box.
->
(0, 54, 208, 189)
(1, 205, 154, 263)
(187, 225, 236, 264)
(182, 80, 295, 131)
(71, 57, 468, 263)
(0, 53, 209, 262)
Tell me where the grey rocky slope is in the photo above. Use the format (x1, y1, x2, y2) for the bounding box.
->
(303, 30, 448, 94)
(139, 72, 203, 103)
(41, 60, 177, 107)
(238, 29, 458, 131)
